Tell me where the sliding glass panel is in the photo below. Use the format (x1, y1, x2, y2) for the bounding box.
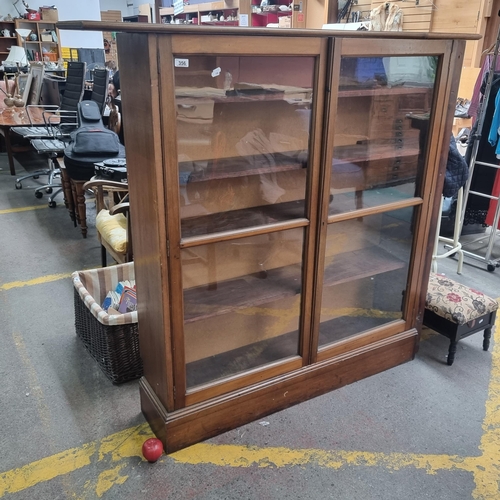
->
(330, 56, 438, 214)
(318, 208, 414, 348)
(174, 55, 314, 237)
(183, 228, 304, 388)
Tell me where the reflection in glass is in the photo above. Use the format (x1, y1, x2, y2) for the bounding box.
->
(174, 56, 315, 237)
(318, 209, 414, 348)
(330, 56, 438, 215)
(183, 228, 304, 388)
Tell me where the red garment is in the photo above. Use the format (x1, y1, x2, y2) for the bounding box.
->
(485, 168, 500, 228)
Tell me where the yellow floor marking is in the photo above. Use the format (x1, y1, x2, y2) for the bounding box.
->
(0, 196, 94, 215)
(0, 205, 47, 215)
(171, 444, 479, 474)
(0, 272, 73, 291)
(0, 424, 152, 496)
(473, 299, 500, 499)
(11, 330, 78, 498)
(0, 266, 102, 291)
(1, 305, 499, 498)
(95, 464, 128, 498)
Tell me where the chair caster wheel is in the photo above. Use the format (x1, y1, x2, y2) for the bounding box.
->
(33, 175, 39, 179)
(487, 264, 497, 272)
(48, 201, 57, 208)
(15, 182, 22, 189)
(35, 191, 43, 199)
(45, 187, 53, 194)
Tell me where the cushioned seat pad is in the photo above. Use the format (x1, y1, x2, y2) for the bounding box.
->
(425, 273, 498, 325)
(96, 209, 127, 253)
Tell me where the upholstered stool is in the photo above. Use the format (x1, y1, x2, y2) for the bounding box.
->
(424, 273, 498, 365)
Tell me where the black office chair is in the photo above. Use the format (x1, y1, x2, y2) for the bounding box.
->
(13, 62, 87, 205)
(89, 68, 109, 115)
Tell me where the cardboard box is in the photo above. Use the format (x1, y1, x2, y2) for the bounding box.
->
(41, 33, 53, 42)
(40, 7, 58, 22)
(278, 16, 291, 28)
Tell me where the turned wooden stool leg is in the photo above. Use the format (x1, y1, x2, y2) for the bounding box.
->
(447, 340, 458, 366)
(101, 245, 107, 268)
(483, 328, 492, 351)
(74, 181, 88, 238)
(60, 167, 76, 225)
(70, 181, 79, 225)
(355, 190, 363, 210)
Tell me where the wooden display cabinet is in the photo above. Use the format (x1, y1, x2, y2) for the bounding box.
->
(58, 22, 473, 453)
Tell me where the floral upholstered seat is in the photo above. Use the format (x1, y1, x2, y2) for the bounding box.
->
(424, 273, 498, 366)
(425, 273, 498, 326)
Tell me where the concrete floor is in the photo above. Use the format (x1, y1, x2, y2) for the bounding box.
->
(1, 152, 499, 500)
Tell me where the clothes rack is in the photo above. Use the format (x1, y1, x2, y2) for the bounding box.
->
(458, 12, 500, 272)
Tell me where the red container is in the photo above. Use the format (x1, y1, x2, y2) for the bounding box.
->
(27, 12, 41, 20)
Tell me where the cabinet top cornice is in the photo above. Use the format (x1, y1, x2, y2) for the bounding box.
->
(56, 20, 480, 40)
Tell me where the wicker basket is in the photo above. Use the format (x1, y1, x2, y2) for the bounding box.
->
(72, 263, 142, 384)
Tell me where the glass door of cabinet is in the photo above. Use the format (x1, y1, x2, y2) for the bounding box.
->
(315, 39, 455, 358)
(167, 37, 327, 404)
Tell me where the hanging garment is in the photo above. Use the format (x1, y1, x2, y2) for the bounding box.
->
(443, 136, 468, 198)
(369, 2, 403, 31)
(385, 3, 403, 31)
(464, 79, 500, 225)
(485, 170, 500, 228)
(469, 55, 500, 120)
(369, 3, 386, 31)
(488, 89, 500, 155)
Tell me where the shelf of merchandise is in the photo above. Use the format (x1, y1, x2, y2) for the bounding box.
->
(159, 1, 249, 26)
(14, 19, 61, 63)
(0, 21, 16, 61)
(249, 0, 305, 28)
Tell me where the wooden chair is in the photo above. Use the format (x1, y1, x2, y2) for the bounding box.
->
(83, 179, 132, 267)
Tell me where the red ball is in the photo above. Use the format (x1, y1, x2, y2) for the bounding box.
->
(142, 438, 164, 463)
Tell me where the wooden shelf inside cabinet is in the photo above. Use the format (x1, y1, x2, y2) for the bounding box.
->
(183, 245, 404, 324)
(175, 85, 312, 104)
(183, 152, 306, 183)
(333, 139, 419, 164)
(338, 86, 432, 98)
(181, 199, 305, 237)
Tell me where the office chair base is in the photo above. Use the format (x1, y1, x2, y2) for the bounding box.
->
(48, 188, 63, 208)
(15, 170, 52, 188)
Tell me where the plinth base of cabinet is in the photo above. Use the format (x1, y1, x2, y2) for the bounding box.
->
(140, 330, 418, 453)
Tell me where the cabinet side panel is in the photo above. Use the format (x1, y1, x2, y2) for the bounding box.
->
(406, 40, 466, 336)
(118, 32, 174, 410)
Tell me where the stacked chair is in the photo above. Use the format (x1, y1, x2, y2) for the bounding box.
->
(13, 64, 110, 208)
(14, 62, 86, 203)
